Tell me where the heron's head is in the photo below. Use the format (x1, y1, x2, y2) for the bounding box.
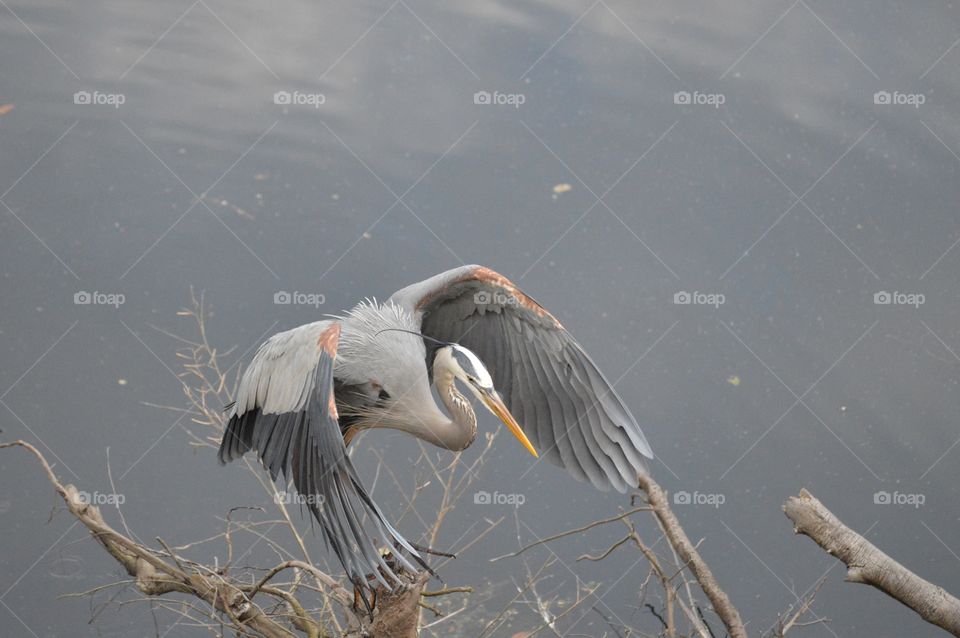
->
(439, 344, 539, 458)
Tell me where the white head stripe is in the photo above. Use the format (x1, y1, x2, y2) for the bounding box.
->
(451, 345, 493, 388)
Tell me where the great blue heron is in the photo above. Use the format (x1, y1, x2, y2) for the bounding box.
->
(218, 265, 653, 604)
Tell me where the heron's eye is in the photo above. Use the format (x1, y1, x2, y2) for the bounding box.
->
(378, 389, 391, 401)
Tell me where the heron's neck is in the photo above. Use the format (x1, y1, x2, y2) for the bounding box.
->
(431, 361, 477, 452)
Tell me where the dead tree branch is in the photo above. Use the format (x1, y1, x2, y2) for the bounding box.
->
(489, 506, 651, 562)
(637, 474, 748, 638)
(1, 440, 299, 638)
(784, 488, 960, 636)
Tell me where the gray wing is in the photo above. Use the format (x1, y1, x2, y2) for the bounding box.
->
(218, 321, 425, 600)
(389, 265, 653, 493)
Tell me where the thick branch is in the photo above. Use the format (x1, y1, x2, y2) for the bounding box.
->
(784, 488, 960, 636)
(637, 474, 748, 638)
(3, 438, 442, 637)
(1, 440, 298, 638)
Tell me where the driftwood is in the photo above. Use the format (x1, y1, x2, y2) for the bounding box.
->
(784, 488, 960, 636)
(0, 439, 426, 638)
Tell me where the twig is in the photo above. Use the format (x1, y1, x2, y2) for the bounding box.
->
(577, 534, 632, 562)
(249, 560, 351, 609)
(621, 516, 706, 638)
(105, 447, 135, 540)
(421, 586, 473, 597)
(772, 576, 827, 637)
(490, 506, 651, 561)
(155, 537, 187, 573)
(479, 556, 556, 638)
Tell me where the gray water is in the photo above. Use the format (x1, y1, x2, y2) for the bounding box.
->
(2, 1, 959, 636)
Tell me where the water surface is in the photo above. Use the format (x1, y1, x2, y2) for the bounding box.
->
(2, 1, 959, 636)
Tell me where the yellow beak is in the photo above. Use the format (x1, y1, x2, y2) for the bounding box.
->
(482, 390, 538, 458)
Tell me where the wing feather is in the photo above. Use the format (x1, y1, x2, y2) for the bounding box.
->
(217, 321, 425, 601)
(389, 265, 653, 492)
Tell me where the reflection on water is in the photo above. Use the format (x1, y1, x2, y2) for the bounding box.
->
(2, 1, 959, 635)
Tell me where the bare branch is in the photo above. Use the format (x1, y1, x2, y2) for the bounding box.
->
(489, 506, 651, 561)
(637, 474, 748, 638)
(249, 560, 352, 609)
(1, 440, 295, 638)
(770, 576, 828, 637)
(784, 489, 960, 636)
(421, 587, 473, 597)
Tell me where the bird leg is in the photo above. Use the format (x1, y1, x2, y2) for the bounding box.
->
(352, 583, 377, 615)
(352, 549, 411, 615)
(352, 544, 450, 615)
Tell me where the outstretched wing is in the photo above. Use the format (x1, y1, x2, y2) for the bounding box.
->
(389, 265, 653, 493)
(218, 320, 424, 598)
